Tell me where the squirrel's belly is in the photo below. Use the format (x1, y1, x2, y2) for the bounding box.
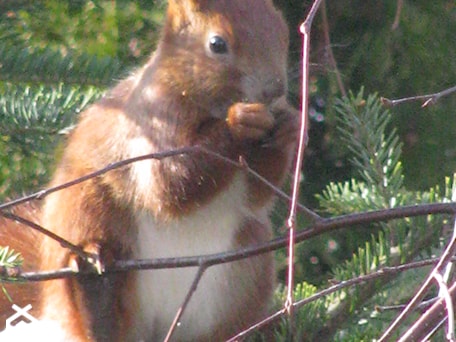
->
(132, 172, 266, 341)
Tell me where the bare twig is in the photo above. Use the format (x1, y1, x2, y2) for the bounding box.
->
(226, 308, 287, 342)
(2, 202, 455, 282)
(397, 280, 456, 342)
(284, 1, 323, 333)
(0, 146, 320, 222)
(391, 0, 403, 31)
(376, 297, 439, 313)
(433, 273, 455, 341)
(381, 85, 456, 108)
(3, 199, 456, 339)
(0, 147, 197, 212)
(320, 0, 347, 97)
(379, 215, 456, 341)
(396, 217, 456, 341)
(380, 186, 456, 341)
(164, 264, 208, 342)
(200, 148, 320, 221)
(421, 317, 450, 341)
(1, 212, 89, 262)
(441, 183, 456, 285)
(295, 258, 451, 311)
(228, 253, 456, 341)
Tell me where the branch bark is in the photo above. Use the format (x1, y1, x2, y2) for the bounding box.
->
(381, 85, 456, 108)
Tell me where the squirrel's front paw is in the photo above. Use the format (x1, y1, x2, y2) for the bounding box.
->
(69, 242, 112, 275)
(227, 102, 274, 141)
(266, 97, 299, 148)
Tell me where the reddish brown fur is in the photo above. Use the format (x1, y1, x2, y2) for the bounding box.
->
(1, 0, 297, 340)
(0, 203, 41, 331)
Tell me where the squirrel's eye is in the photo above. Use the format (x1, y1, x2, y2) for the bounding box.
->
(208, 35, 228, 54)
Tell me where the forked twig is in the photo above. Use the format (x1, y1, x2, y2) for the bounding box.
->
(381, 85, 456, 108)
(0, 145, 319, 274)
(397, 280, 456, 342)
(395, 218, 456, 341)
(227, 252, 456, 341)
(379, 216, 456, 341)
(380, 185, 456, 341)
(2, 202, 456, 283)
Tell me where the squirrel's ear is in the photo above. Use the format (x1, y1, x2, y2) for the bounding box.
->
(166, 0, 210, 32)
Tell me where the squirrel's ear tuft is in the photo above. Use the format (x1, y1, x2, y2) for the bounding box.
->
(168, 0, 210, 8)
(168, 0, 210, 13)
(166, 0, 209, 32)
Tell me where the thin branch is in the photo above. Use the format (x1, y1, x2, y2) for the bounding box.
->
(0, 146, 320, 222)
(228, 253, 456, 341)
(379, 216, 456, 341)
(313, 213, 442, 340)
(295, 258, 450, 310)
(1, 267, 75, 282)
(441, 189, 456, 287)
(320, 0, 347, 97)
(1, 212, 90, 262)
(3, 201, 456, 340)
(391, 0, 403, 31)
(381, 85, 456, 108)
(396, 216, 456, 342)
(436, 193, 456, 340)
(397, 280, 456, 342)
(433, 273, 455, 341)
(0, 147, 197, 211)
(164, 264, 208, 342)
(2, 202, 455, 282)
(422, 317, 450, 342)
(226, 308, 287, 342)
(376, 297, 439, 313)
(284, 0, 323, 331)
(200, 148, 320, 221)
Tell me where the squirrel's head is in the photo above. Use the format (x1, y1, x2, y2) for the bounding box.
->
(155, 0, 289, 118)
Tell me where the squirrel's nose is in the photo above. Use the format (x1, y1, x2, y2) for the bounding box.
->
(262, 77, 285, 103)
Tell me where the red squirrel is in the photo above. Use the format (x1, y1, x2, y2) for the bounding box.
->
(0, 0, 297, 340)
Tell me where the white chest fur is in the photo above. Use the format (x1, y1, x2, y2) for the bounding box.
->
(133, 173, 253, 341)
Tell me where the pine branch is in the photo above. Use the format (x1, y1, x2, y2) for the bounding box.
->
(0, 246, 23, 304)
(0, 246, 23, 276)
(0, 83, 101, 142)
(312, 89, 448, 340)
(334, 88, 404, 204)
(0, 83, 102, 196)
(0, 43, 124, 87)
